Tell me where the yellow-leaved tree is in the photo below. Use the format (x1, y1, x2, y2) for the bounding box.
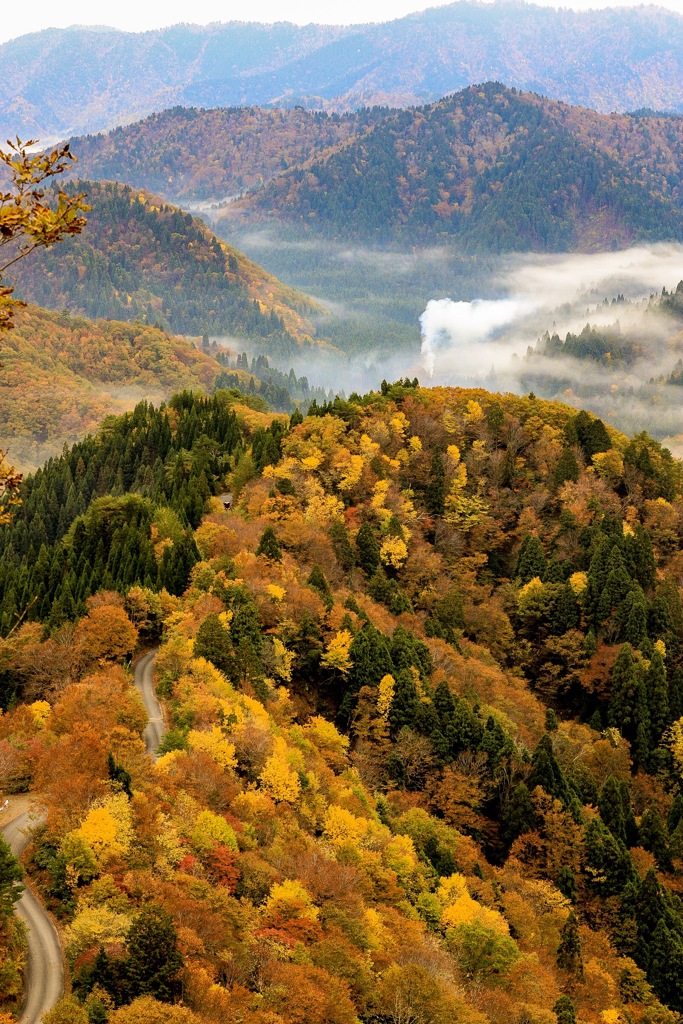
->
(259, 737, 301, 802)
(321, 630, 353, 675)
(70, 793, 134, 870)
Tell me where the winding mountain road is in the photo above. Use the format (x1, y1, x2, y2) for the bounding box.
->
(0, 650, 162, 1022)
(134, 649, 163, 759)
(1, 810, 63, 1024)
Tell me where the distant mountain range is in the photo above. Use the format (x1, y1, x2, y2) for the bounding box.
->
(2, 2, 683, 142)
(7, 181, 321, 349)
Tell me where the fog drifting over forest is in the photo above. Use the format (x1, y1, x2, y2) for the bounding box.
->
(221, 228, 683, 443)
(420, 244, 683, 379)
(417, 244, 683, 445)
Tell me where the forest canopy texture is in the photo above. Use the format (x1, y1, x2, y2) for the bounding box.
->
(2, 382, 683, 1024)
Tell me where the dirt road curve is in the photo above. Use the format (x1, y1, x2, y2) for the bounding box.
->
(134, 650, 163, 759)
(0, 653, 160, 1022)
(1, 810, 63, 1023)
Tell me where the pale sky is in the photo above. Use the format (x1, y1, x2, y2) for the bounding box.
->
(1, 0, 682, 44)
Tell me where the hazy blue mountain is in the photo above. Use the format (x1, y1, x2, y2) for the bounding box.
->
(2, 2, 683, 142)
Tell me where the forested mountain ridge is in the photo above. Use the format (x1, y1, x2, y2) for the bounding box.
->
(2, 2, 683, 140)
(6, 181, 322, 346)
(225, 83, 683, 250)
(61, 84, 683, 218)
(60, 107, 372, 203)
(2, 382, 683, 1022)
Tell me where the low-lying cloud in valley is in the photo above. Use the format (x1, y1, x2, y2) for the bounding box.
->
(420, 243, 683, 378)
(218, 226, 683, 443)
(419, 244, 683, 443)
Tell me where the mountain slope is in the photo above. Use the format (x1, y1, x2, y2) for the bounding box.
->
(62, 106, 369, 202)
(226, 83, 683, 250)
(0, 305, 225, 471)
(2, 3, 683, 141)
(7, 181, 321, 347)
(1, 383, 683, 1023)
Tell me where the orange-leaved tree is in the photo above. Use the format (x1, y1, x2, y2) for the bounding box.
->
(0, 138, 89, 519)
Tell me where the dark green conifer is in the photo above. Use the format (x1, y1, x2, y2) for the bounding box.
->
(608, 645, 650, 761)
(648, 919, 683, 1010)
(348, 625, 394, 694)
(669, 666, 683, 722)
(502, 783, 536, 846)
(425, 450, 446, 517)
(256, 526, 282, 562)
(556, 911, 583, 977)
(584, 819, 634, 896)
(598, 548, 632, 620)
(551, 584, 579, 634)
(125, 904, 184, 1002)
(667, 792, 683, 835)
(433, 679, 456, 718)
(527, 734, 570, 806)
(599, 776, 628, 843)
(645, 648, 669, 746)
(622, 591, 648, 647)
(639, 806, 673, 872)
(553, 448, 579, 488)
(553, 995, 577, 1024)
(624, 524, 656, 592)
(390, 626, 431, 680)
(388, 668, 420, 738)
(486, 402, 504, 435)
(570, 410, 611, 461)
(307, 565, 333, 611)
(355, 521, 381, 576)
(194, 613, 233, 674)
(329, 519, 355, 572)
(516, 534, 547, 583)
(480, 715, 512, 773)
(557, 866, 577, 902)
(669, 819, 683, 861)
(291, 612, 323, 680)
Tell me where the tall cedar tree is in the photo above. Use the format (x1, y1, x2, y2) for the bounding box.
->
(556, 912, 584, 977)
(125, 904, 184, 1002)
(256, 526, 282, 562)
(356, 521, 381, 575)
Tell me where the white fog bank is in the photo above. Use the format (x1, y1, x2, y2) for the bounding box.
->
(419, 244, 683, 380)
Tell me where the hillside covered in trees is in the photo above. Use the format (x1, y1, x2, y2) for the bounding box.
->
(0, 306, 335, 472)
(221, 84, 683, 251)
(7, 182, 321, 346)
(0, 307, 222, 472)
(64, 87, 683, 226)
(62, 107, 371, 203)
(2, 382, 683, 1024)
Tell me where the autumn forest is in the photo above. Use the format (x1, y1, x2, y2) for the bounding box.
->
(1, 379, 683, 1024)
